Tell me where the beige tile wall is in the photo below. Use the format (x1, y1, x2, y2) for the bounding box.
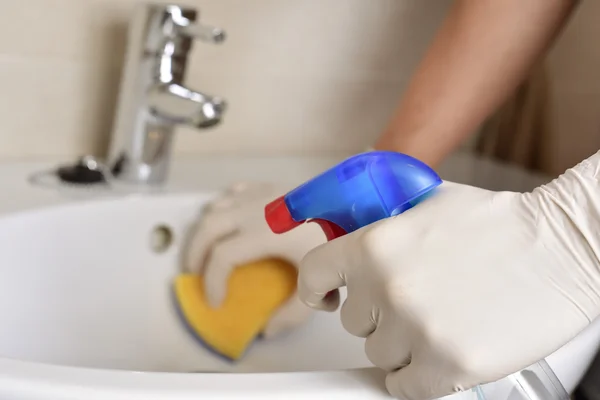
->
(0, 0, 596, 175)
(0, 0, 449, 159)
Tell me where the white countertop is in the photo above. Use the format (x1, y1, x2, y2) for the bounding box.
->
(0, 151, 552, 216)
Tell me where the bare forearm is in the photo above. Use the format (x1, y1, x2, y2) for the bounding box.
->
(375, 0, 577, 166)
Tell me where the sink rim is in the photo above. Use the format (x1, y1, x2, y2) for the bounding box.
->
(0, 357, 390, 399)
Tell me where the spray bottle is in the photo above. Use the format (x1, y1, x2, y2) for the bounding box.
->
(263, 151, 569, 400)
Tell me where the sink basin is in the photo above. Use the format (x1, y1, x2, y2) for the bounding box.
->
(0, 153, 597, 399)
(0, 193, 367, 374)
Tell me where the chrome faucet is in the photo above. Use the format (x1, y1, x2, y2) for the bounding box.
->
(107, 3, 227, 185)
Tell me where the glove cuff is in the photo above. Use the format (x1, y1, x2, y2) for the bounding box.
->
(536, 150, 600, 223)
(533, 150, 600, 314)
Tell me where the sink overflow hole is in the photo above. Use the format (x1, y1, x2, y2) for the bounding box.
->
(150, 224, 174, 253)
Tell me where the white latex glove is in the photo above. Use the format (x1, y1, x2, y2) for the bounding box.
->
(185, 182, 325, 338)
(298, 152, 600, 400)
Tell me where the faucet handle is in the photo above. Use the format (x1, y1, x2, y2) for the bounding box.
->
(166, 5, 226, 44)
(177, 23, 226, 44)
(138, 4, 226, 55)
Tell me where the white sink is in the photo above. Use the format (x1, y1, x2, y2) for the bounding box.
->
(0, 153, 596, 399)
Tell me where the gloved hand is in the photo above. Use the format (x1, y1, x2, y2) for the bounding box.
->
(297, 152, 600, 400)
(185, 182, 325, 338)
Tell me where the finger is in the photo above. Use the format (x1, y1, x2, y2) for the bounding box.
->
(297, 280, 341, 312)
(208, 182, 254, 211)
(228, 181, 252, 194)
(339, 285, 377, 337)
(386, 361, 454, 400)
(203, 235, 269, 307)
(297, 234, 357, 311)
(227, 181, 277, 201)
(212, 182, 281, 213)
(183, 211, 237, 274)
(365, 317, 411, 371)
(262, 294, 313, 338)
(209, 195, 236, 211)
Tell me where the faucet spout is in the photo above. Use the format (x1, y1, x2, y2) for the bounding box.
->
(148, 84, 227, 129)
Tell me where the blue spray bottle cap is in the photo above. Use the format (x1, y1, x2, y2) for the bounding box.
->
(264, 151, 442, 241)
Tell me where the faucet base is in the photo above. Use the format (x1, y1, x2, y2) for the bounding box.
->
(109, 152, 171, 186)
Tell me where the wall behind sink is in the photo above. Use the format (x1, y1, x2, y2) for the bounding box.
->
(0, 0, 597, 176)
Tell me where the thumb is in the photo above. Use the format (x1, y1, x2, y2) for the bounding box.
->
(385, 363, 457, 400)
(203, 235, 268, 307)
(184, 212, 237, 274)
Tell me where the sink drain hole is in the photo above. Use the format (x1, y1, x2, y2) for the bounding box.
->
(150, 224, 174, 253)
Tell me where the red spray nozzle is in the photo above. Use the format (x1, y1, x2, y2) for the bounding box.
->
(265, 196, 347, 241)
(264, 196, 303, 234)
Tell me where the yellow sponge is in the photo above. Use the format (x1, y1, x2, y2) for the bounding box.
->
(173, 258, 297, 360)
